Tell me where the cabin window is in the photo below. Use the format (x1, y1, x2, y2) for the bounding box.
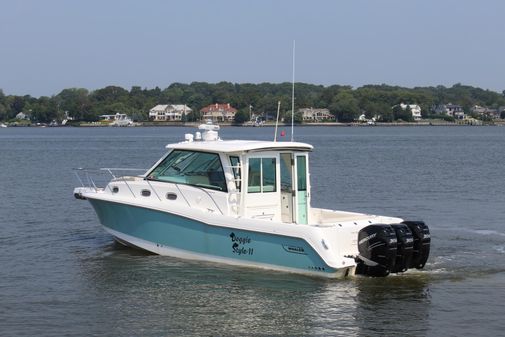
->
(148, 150, 227, 192)
(296, 156, 307, 191)
(229, 156, 241, 191)
(248, 158, 261, 193)
(262, 158, 276, 192)
(248, 157, 277, 193)
(280, 153, 292, 192)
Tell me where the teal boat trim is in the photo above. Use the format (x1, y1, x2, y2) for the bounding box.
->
(89, 198, 338, 275)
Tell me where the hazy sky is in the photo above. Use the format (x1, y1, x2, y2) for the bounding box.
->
(1, 0, 504, 97)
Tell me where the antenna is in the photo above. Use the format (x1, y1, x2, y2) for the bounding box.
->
(291, 40, 295, 142)
(274, 101, 281, 142)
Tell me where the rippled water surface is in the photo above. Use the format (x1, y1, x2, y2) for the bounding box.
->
(1, 126, 504, 336)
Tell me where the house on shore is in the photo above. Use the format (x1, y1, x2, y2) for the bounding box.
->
(16, 112, 30, 120)
(200, 103, 237, 122)
(298, 107, 333, 122)
(433, 103, 465, 119)
(472, 105, 500, 119)
(399, 103, 422, 120)
(149, 104, 192, 121)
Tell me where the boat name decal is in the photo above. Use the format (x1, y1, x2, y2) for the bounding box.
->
(230, 232, 254, 256)
(230, 232, 251, 245)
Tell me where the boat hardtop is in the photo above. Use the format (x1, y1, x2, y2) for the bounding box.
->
(74, 123, 430, 278)
(166, 139, 313, 153)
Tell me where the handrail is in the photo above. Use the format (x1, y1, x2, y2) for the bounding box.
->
(73, 168, 147, 195)
(173, 182, 223, 215)
(175, 184, 191, 208)
(192, 185, 224, 215)
(121, 176, 136, 198)
(73, 168, 224, 215)
(73, 167, 147, 172)
(146, 179, 162, 201)
(74, 170, 85, 187)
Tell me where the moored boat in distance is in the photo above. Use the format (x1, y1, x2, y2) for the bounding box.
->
(73, 123, 430, 278)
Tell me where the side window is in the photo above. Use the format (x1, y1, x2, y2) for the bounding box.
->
(262, 158, 276, 192)
(296, 156, 307, 191)
(248, 157, 277, 193)
(229, 156, 241, 191)
(148, 150, 227, 192)
(280, 153, 292, 192)
(248, 158, 261, 193)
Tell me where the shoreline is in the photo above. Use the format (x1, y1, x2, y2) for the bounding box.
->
(3, 120, 504, 128)
(80, 120, 505, 127)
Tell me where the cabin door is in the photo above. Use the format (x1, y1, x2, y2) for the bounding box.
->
(280, 153, 294, 223)
(295, 154, 308, 224)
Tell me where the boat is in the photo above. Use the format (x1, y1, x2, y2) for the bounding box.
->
(73, 124, 430, 278)
(99, 113, 134, 127)
(0, 123, 7, 128)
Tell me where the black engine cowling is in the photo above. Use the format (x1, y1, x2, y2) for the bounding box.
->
(390, 223, 414, 273)
(356, 224, 398, 277)
(356, 221, 431, 277)
(402, 221, 431, 269)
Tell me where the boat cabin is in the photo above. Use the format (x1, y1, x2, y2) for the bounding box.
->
(145, 125, 313, 224)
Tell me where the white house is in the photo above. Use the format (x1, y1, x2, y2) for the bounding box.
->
(298, 107, 332, 122)
(15, 112, 30, 120)
(149, 104, 192, 121)
(400, 103, 422, 120)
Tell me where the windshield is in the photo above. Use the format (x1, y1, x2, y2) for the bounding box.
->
(148, 150, 227, 191)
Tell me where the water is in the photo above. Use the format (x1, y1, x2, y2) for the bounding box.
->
(1, 126, 504, 336)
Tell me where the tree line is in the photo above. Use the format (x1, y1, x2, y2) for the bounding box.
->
(1, 82, 504, 123)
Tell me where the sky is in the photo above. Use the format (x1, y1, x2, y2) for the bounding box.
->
(1, 0, 504, 97)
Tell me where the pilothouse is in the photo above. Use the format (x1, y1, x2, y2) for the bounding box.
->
(74, 123, 430, 277)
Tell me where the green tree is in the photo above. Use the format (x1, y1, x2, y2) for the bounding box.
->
(392, 104, 413, 121)
(30, 96, 58, 122)
(11, 96, 26, 113)
(330, 91, 359, 122)
(0, 103, 6, 121)
(380, 109, 394, 122)
(233, 110, 249, 124)
(57, 88, 92, 121)
(92, 86, 129, 103)
(283, 111, 303, 124)
(185, 111, 199, 122)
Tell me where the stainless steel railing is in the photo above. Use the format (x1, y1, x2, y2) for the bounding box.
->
(73, 168, 224, 214)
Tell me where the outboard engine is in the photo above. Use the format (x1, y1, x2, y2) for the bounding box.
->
(390, 224, 414, 273)
(403, 221, 431, 269)
(356, 224, 398, 277)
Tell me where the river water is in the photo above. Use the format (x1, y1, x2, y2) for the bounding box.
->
(1, 126, 504, 336)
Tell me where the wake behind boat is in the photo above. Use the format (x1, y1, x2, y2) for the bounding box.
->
(73, 124, 430, 278)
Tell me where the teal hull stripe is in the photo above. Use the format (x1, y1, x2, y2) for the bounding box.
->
(89, 199, 334, 273)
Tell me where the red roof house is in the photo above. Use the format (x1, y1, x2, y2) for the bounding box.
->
(200, 103, 237, 122)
